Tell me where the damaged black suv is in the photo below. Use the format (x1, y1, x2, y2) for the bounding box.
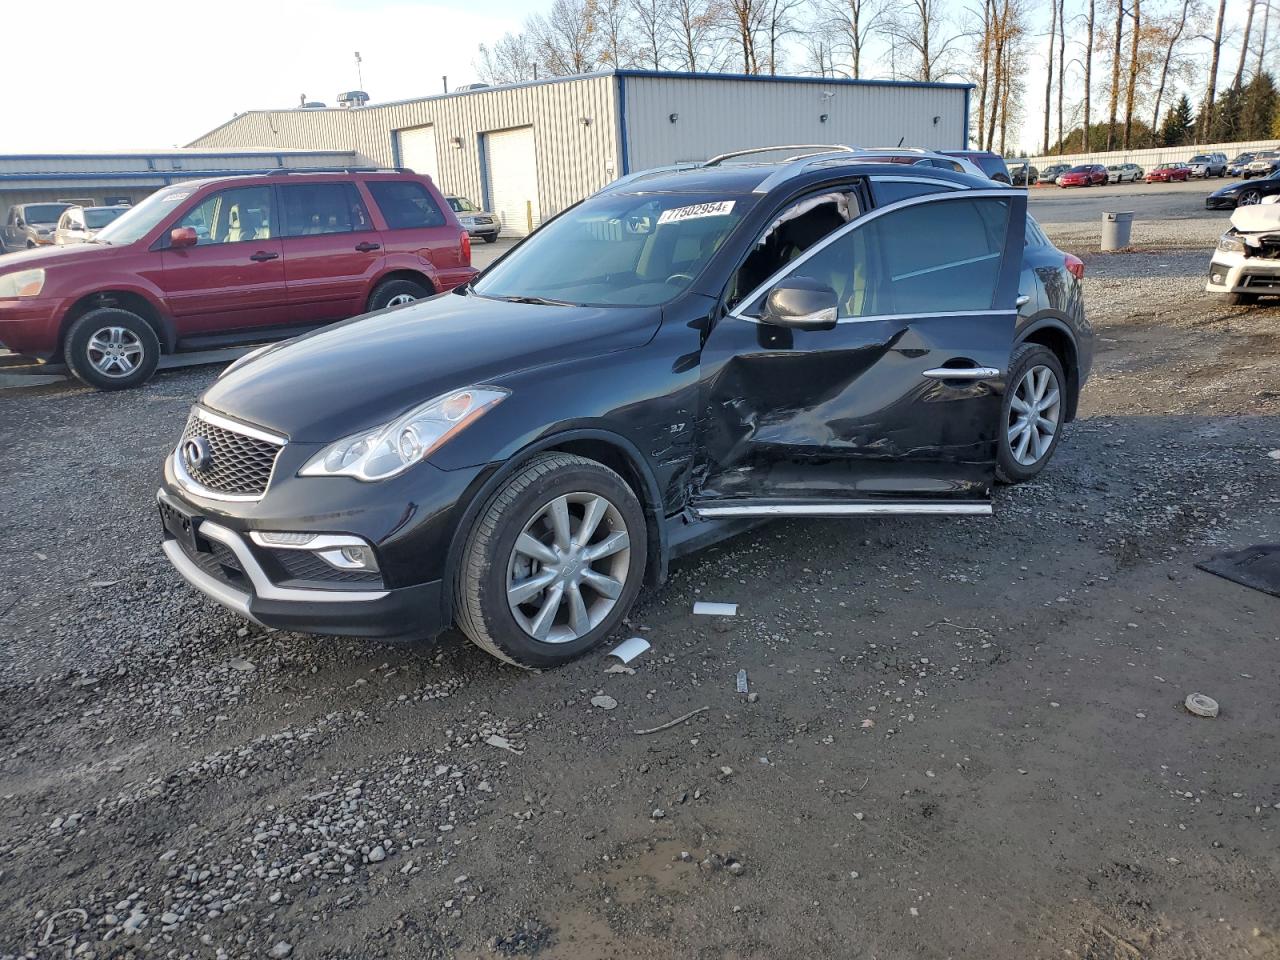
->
(159, 147, 1092, 668)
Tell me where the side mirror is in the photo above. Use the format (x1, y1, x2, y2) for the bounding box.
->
(169, 227, 198, 249)
(761, 277, 838, 331)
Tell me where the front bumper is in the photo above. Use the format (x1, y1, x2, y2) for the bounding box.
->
(158, 488, 447, 641)
(1206, 196, 1238, 209)
(0, 296, 63, 359)
(1206, 250, 1280, 296)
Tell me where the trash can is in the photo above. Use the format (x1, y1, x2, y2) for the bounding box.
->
(1101, 211, 1134, 250)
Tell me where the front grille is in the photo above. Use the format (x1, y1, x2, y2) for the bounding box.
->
(180, 412, 283, 498)
(1243, 274, 1280, 289)
(269, 549, 383, 586)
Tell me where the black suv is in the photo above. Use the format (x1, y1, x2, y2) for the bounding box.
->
(159, 148, 1092, 668)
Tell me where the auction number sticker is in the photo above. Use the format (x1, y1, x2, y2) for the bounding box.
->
(658, 200, 735, 224)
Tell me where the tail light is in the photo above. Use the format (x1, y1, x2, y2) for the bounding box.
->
(1064, 253, 1085, 281)
(460, 229, 471, 265)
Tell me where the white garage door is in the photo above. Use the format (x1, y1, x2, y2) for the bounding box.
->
(485, 126, 540, 237)
(398, 126, 439, 185)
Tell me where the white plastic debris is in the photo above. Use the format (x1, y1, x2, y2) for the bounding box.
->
(484, 734, 523, 754)
(735, 669, 749, 694)
(1269, 449, 1280, 461)
(693, 601, 738, 616)
(590, 695, 618, 710)
(1184, 693, 1219, 718)
(608, 636, 651, 663)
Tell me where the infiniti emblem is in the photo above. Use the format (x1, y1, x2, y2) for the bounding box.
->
(182, 436, 212, 472)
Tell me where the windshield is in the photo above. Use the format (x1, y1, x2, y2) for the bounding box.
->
(84, 208, 126, 229)
(473, 192, 752, 307)
(447, 197, 478, 212)
(1068, 166, 1092, 173)
(1190, 156, 1210, 163)
(24, 203, 71, 224)
(94, 185, 196, 245)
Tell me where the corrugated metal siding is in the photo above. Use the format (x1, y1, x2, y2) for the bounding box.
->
(620, 76, 968, 170)
(191, 76, 621, 223)
(1026, 139, 1280, 170)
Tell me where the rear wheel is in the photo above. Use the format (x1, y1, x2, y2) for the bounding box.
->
(64, 308, 161, 391)
(455, 453, 647, 669)
(367, 277, 430, 312)
(996, 343, 1067, 485)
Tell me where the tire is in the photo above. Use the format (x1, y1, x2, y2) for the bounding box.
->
(1227, 292, 1259, 306)
(996, 343, 1067, 485)
(1240, 189, 1262, 206)
(367, 277, 430, 312)
(64, 307, 161, 391)
(455, 453, 648, 669)
(483, 235, 498, 244)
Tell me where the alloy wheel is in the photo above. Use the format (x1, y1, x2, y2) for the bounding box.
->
(86, 326, 145, 378)
(1007, 365, 1062, 467)
(506, 492, 631, 644)
(1240, 190, 1262, 206)
(386, 293, 417, 307)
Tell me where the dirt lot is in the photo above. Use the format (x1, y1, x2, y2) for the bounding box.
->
(1, 196, 1278, 960)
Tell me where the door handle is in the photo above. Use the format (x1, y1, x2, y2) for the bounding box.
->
(922, 366, 1001, 380)
(249, 251, 279, 262)
(1016, 294, 1031, 307)
(355, 241, 381, 252)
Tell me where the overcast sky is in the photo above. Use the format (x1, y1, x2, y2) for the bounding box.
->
(7, 0, 1237, 156)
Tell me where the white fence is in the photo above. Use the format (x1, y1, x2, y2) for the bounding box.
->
(1023, 139, 1279, 170)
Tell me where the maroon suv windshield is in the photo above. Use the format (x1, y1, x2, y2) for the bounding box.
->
(94, 184, 197, 245)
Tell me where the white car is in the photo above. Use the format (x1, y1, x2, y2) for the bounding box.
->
(1106, 163, 1143, 183)
(1207, 197, 1280, 306)
(445, 195, 500, 243)
(54, 205, 129, 245)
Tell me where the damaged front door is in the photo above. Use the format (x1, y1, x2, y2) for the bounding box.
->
(692, 189, 1026, 518)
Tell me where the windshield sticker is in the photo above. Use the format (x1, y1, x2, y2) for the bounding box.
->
(658, 200, 736, 225)
(162, 192, 190, 203)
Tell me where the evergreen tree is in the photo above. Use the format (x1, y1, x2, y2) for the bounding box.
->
(1240, 73, 1278, 140)
(1159, 95, 1195, 146)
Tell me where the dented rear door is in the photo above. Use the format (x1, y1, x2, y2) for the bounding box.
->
(692, 190, 1026, 518)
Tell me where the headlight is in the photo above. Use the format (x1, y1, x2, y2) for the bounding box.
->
(0, 269, 46, 298)
(219, 344, 273, 379)
(1216, 234, 1246, 253)
(300, 387, 508, 481)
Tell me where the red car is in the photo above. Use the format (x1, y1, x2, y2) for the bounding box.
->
(1057, 164, 1108, 187)
(0, 171, 476, 389)
(1145, 163, 1190, 183)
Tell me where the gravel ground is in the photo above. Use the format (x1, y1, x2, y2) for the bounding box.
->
(1, 216, 1278, 960)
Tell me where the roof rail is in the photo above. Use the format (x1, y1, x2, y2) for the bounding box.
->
(705, 144, 855, 166)
(601, 161, 704, 193)
(750, 151, 873, 193)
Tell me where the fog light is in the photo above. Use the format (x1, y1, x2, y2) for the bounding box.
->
(318, 545, 379, 572)
(254, 530, 318, 546)
(1211, 272, 1224, 284)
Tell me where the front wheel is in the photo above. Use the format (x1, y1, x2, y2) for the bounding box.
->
(1239, 189, 1262, 206)
(367, 277, 430, 312)
(1227, 292, 1259, 306)
(64, 308, 161, 390)
(455, 453, 648, 669)
(996, 343, 1067, 484)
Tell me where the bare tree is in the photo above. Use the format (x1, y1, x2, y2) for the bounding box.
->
(884, 0, 964, 81)
(476, 31, 540, 84)
(1056, 0, 1065, 152)
(596, 0, 636, 67)
(529, 0, 602, 74)
(1198, 0, 1227, 139)
(670, 0, 728, 70)
(724, 0, 765, 72)
(1149, 0, 1194, 136)
(1122, 0, 1140, 147)
(1081, 0, 1094, 149)
(977, 0, 995, 147)
(1233, 0, 1258, 89)
(630, 0, 674, 69)
(1043, 0, 1057, 153)
(1259, 0, 1271, 73)
(822, 0, 883, 77)
(1105, 0, 1123, 149)
(761, 0, 808, 73)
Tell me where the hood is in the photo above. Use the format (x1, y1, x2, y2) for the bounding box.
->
(0, 242, 114, 272)
(201, 291, 661, 442)
(1230, 202, 1280, 233)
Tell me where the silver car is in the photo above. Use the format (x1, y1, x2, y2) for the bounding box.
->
(54, 205, 129, 245)
(1106, 163, 1143, 183)
(445, 195, 500, 243)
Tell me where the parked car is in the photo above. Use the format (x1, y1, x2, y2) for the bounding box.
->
(1206, 170, 1280, 209)
(1145, 163, 1190, 183)
(0, 171, 476, 389)
(156, 151, 1091, 668)
(1243, 151, 1280, 178)
(446, 195, 500, 243)
(1227, 153, 1255, 176)
(1009, 162, 1039, 186)
(1188, 153, 1228, 178)
(939, 150, 1011, 183)
(1207, 197, 1280, 305)
(54, 205, 129, 246)
(1058, 164, 1108, 187)
(1038, 163, 1071, 185)
(2, 202, 75, 252)
(1106, 163, 1144, 183)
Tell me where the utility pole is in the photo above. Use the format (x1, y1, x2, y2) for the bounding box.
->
(355, 51, 364, 89)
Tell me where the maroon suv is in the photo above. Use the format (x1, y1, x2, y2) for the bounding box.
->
(0, 171, 476, 389)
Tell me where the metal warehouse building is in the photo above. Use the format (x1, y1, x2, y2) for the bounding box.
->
(0, 149, 365, 223)
(189, 70, 971, 237)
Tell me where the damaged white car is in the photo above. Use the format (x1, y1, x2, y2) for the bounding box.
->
(1209, 197, 1280, 305)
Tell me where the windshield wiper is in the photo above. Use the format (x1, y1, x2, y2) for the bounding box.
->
(492, 294, 575, 306)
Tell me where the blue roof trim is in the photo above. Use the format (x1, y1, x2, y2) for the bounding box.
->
(616, 75, 630, 176)
(0, 167, 381, 183)
(0, 150, 356, 161)
(612, 68, 974, 92)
